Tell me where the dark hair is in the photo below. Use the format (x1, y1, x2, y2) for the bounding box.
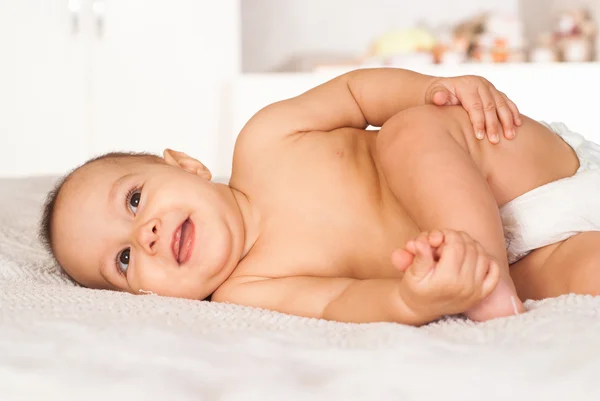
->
(39, 151, 161, 265)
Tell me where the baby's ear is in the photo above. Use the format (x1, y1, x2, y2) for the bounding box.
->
(163, 149, 212, 180)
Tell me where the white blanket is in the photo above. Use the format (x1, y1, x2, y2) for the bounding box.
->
(1, 177, 600, 401)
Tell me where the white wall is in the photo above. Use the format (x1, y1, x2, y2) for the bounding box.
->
(242, 0, 520, 72)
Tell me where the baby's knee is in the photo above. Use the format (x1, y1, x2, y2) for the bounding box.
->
(376, 106, 441, 158)
(376, 105, 472, 167)
(378, 105, 439, 137)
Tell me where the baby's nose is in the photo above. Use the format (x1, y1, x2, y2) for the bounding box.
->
(136, 218, 161, 254)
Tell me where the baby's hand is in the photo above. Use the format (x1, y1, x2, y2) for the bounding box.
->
(392, 230, 500, 319)
(425, 75, 522, 144)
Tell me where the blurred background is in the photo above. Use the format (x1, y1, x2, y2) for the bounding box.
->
(243, 0, 598, 72)
(1, 0, 599, 178)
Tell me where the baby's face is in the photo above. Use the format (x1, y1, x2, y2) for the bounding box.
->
(52, 157, 241, 299)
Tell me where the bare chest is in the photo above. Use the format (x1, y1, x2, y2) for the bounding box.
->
(233, 129, 420, 280)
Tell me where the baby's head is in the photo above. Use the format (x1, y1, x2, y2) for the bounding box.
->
(40, 149, 245, 300)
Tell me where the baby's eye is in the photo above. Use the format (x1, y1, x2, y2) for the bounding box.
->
(117, 248, 130, 274)
(127, 189, 142, 214)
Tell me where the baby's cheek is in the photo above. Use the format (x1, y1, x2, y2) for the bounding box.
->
(130, 256, 170, 294)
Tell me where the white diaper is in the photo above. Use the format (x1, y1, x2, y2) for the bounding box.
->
(501, 122, 600, 264)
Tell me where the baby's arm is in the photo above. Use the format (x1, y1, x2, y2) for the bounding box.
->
(242, 68, 431, 137)
(213, 275, 435, 325)
(213, 232, 499, 326)
(242, 68, 519, 143)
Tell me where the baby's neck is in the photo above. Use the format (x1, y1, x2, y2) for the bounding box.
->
(226, 184, 260, 260)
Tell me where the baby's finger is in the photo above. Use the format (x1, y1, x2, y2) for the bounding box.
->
(409, 240, 436, 279)
(427, 230, 444, 248)
(493, 91, 516, 139)
(456, 230, 474, 244)
(473, 247, 490, 287)
(462, 94, 487, 140)
(446, 92, 460, 106)
(438, 231, 465, 277)
(456, 230, 477, 251)
(478, 86, 500, 143)
(432, 90, 451, 106)
(405, 240, 417, 254)
(458, 241, 478, 283)
(416, 232, 430, 244)
(506, 95, 522, 126)
(407, 234, 428, 256)
(468, 239, 493, 284)
(480, 260, 501, 299)
(391, 248, 414, 272)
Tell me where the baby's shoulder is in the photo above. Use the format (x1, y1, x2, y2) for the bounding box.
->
(231, 105, 297, 182)
(234, 107, 280, 154)
(234, 97, 318, 156)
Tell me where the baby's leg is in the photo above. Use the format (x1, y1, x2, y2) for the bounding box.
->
(510, 232, 600, 301)
(377, 107, 524, 320)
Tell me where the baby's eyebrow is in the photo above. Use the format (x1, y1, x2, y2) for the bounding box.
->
(108, 173, 135, 205)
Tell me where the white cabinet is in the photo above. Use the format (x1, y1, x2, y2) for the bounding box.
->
(0, 0, 240, 178)
(0, 0, 88, 177)
(91, 0, 240, 175)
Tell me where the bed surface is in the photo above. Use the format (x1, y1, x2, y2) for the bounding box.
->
(1, 177, 600, 401)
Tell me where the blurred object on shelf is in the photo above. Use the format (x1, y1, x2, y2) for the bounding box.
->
(435, 13, 525, 64)
(363, 12, 526, 67)
(477, 13, 526, 63)
(530, 33, 559, 63)
(544, 8, 597, 62)
(270, 8, 599, 73)
(367, 27, 437, 65)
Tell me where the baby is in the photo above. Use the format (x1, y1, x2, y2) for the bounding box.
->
(40, 68, 600, 326)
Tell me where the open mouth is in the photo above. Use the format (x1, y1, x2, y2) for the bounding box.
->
(171, 218, 195, 265)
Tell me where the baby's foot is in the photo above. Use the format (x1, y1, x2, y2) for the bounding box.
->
(392, 230, 525, 321)
(464, 268, 526, 321)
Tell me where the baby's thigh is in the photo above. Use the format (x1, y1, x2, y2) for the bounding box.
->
(511, 231, 600, 300)
(475, 116, 580, 206)
(376, 106, 578, 207)
(375, 106, 498, 227)
(560, 232, 600, 296)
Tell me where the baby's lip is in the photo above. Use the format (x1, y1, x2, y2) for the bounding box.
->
(171, 219, 186, 263)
